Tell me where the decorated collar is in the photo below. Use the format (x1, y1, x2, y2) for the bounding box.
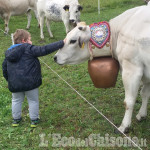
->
(89, 21, 110, 49)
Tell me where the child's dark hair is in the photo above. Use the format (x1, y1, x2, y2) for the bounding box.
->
(13, 29, 31, 44)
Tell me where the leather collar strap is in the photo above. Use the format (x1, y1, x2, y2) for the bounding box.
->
(88, 41, 94, 60)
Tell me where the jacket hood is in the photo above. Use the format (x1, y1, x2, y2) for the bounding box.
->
(8, 44, 22, 50)
(5, 44, 25, 62)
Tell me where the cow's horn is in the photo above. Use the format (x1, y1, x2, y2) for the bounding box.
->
(77, 22, 86, 31)
(77, 22, 86, 26)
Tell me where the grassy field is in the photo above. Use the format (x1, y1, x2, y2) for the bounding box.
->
(0, 0, 149, 149)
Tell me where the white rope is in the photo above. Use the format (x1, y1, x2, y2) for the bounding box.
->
(40, 58, 143, 150)
(11, 33, 14, 45)
(0, 29, 14, 46)
(0, 29, 7, 35)
(0, 29, 12, 39)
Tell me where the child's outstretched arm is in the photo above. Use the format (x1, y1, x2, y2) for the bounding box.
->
(29, 40, 64, 57)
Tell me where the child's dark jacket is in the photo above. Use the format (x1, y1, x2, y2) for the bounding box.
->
(2, 41, 64, 92)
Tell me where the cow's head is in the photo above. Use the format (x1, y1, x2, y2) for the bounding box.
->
(63, 4, 83, 25)
(54, 22, 91, 65)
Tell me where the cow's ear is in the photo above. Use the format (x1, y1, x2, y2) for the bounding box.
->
(78, 5, 83, 11)
(63, 5, 69, 11)
(78, 37, 85, 49)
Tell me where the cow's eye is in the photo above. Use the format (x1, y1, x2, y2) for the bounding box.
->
(76, 11, 78, 13)
(70, 40, 77, 44)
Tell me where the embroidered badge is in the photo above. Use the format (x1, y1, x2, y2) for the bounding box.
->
(89, 21, 110, 49)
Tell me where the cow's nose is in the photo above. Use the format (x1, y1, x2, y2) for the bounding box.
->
(54, 56, 57, 62)
(69, 19, 75, 23)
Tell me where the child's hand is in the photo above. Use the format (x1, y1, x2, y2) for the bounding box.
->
(63, 38, 66, 44)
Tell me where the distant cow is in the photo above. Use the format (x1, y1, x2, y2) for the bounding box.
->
(37, 0, 82, 39)
(0, 0, 38, 34)
(143, 0, 150, 3)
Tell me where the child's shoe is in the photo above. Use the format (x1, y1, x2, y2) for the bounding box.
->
(31, 118, 39, 128)
(12, 118, 22, 127)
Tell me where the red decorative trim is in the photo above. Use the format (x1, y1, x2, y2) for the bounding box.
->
(89, 21, 110, 49)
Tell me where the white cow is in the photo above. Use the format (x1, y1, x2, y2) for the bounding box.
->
(54, 5, 150, 133)
(37, 0, 82, 39)
(0, 0, 38, 34)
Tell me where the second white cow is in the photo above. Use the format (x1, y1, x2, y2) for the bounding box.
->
(37, 0, 82, 39)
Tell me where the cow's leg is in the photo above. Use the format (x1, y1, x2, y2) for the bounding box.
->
(118, 61, 142, 133)
(63, 20, 70, 33)
(46, 18, 53, 38)
(26, 9, 32, 29)
(136, 83, 149, 121)
(33, 9, 40, 27)
(39, 14, 45, 39)
(4, 15, 10, 34)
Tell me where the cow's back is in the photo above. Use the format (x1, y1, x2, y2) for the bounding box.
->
(28, 0, 38, 9)
(0, 0, 30, 16)
(37, 0, 66, 21)
(111, 5, 150, 82)
(111, 5, 150, 45)
(122, 6, 150, 40)
(46, 0, 64, 21)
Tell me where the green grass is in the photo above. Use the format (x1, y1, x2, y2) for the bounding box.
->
(0, 0, 149, 149)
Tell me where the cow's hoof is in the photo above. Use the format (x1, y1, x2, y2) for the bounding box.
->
(39, 39, 46, 43)
(136, 114, 142, 121)
(118, 126, 129, 134)
(136, 114, 146, 122)
(4, 30, 8, 35)
(41, 36, 44, 40)
(114, 128, 121, 134)
(26, 27, 30, 30)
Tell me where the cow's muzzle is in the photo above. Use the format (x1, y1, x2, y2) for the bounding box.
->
(69, 19, 77, 27)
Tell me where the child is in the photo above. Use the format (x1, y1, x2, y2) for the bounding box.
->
(2, 29, 65, 127)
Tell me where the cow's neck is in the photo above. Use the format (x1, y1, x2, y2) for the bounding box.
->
(88, 41, 112, 60)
